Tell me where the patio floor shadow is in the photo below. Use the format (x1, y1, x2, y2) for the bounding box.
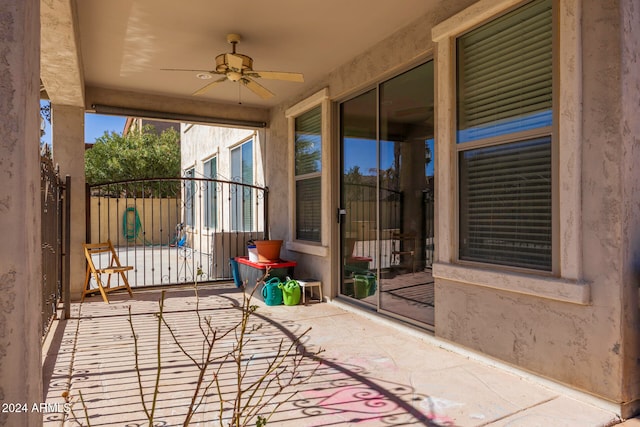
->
(42, 283, 620, 427)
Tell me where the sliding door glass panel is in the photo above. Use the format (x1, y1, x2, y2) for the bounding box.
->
(340, 89, 378, 305)
(378, 62, 435, 325)
(338, 62, 435, 327)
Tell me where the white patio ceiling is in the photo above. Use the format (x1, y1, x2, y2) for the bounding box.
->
(41, 0, 437, 112)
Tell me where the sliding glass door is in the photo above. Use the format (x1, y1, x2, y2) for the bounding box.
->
(340, 89, 378, 306)
(339, 62, 435, 326)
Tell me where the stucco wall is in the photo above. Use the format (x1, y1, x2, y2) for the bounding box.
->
(52, 105, 86, 300)
(180, 124, 268, 251)
(265, 0, 479, 292)
(433, 0, 638, 413)
(181, 124, 259, 177)
(263, 0, 639, 414)
(620, 0, 640, 415)
(0, 0, 43, 425)
(264, 109, 333, 283)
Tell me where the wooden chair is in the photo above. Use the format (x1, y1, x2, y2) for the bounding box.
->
(390, 232, 417, 274)
(82, 240, 134, 304)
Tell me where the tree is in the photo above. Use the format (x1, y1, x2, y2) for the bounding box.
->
(69, 270, 323, 427)
(85, 124, 180, 185)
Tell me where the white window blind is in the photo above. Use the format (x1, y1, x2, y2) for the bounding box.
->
(457, 0, 552, 143)
(459, 138, 552, 270)
(296, 178, 321, 241)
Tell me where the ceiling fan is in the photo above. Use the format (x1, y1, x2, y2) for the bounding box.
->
(163, 33, 304, 99)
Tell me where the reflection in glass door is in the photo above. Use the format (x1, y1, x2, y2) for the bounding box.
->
(339, 62, 435, 326)
(340, 89, 378, 306)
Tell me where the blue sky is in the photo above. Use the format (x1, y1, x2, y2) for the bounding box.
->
(40, 100, 126, 145)
(343, 137, 435, 177)
(85, 114, 127, 142)
(39, 101, 434, 178)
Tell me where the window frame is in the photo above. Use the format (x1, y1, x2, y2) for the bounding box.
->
(432, 0, 588, 304)
(183, 167, 195, 228)
(293, 105, 322, 242)
(230, 138, 254, 232)
(285, 88, 330, 256)
(455, 0, 555, 272)
(203, 155, 218, 230)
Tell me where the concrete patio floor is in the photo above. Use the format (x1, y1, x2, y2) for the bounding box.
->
(42, 283, 626, 427)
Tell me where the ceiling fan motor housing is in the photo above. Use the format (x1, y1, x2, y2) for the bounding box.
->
(215, 53, 252, 74)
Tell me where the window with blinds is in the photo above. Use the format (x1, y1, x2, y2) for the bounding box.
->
(296, 177, 321, 241)
(459, 138, 552, 270)
(457, 0, 552, 144)
(456, 0, 553, 271)
(295, 106, 322, 242)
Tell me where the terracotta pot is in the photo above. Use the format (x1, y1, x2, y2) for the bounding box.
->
(254, 240, 283, 262)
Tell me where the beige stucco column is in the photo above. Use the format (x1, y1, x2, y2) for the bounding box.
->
(620, 0, 640, 415)
(0, 0, 43, 425)
(52, 105, 86, 300)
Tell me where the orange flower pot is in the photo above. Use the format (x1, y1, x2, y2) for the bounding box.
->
(254, 240, 283, 263)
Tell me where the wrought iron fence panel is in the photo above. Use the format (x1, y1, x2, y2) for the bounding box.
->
(40, 151, 64, 336)
(88, 178, 268, 288)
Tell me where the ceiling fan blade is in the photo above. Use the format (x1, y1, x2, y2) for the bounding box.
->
(227, 54, 244, 72)
(242, 78, 274, 99)
(192, 76, 227, 96)
(249, 71, 304, 82)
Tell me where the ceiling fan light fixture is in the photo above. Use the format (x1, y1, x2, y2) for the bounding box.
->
(227, 71, 242, 82)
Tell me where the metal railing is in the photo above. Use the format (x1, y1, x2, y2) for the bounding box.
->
(343, 183, 435, 271)
(87, 178, 268, 287)
(40, 151, 68, 336)
(342, 183, 402, 270)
